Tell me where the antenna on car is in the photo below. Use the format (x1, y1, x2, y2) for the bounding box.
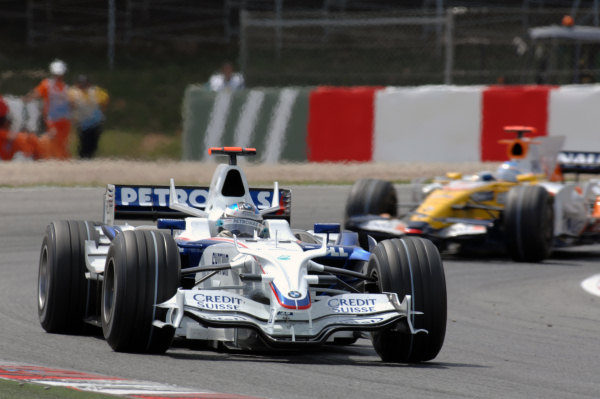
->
(503, 125, 536, 140)
(499, 125, 540, 160)
(208, 147, 257, 165)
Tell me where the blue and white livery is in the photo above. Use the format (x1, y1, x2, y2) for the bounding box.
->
(38, 147, 447, 363)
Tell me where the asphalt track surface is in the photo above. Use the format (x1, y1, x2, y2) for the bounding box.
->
(1, 186, 599, 399)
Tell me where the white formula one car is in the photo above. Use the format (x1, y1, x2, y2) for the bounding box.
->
(38, 147, 447, 363)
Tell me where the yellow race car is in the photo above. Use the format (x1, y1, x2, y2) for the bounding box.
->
(345, 127, 600, 262)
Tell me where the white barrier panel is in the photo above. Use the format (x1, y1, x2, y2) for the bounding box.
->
(373, 86, 483, 162)
(3, 96, 42, 133)
(548, 85, 600, 152)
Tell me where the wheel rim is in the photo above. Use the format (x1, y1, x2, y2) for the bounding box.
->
(38, 246, 49, 310)
(102, 260, 116, 325)
(367, 267, 381, 293)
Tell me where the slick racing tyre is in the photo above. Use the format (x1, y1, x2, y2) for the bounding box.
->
(38, 220, 100, 333)
(344, 179, 397, 222)
(344, 179, 398, 248)
(504, 185, 553, 262)
(367, 237, 446, 363)
(102, 230, 180, 353)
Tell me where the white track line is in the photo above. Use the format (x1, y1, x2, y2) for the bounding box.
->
(581, 274, 600, 297)
(0, 362, 262, 398)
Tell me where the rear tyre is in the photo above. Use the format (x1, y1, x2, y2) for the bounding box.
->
(344, 179, 398, 248)
(38, 220, 100, 333)
(504, 185, 553, 262)
(344, 179, 397, 221)
(102, 230, 180, 353)
(367, 237, 446, 363)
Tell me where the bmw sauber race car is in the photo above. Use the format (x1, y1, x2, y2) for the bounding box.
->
(38, 147, 446, 363)
(345, 126, 600, 262)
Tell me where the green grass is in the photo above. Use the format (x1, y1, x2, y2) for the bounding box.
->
(0, 378, 115, 399)
(92, 129, 182, 160)
(66, 129, 181, 160)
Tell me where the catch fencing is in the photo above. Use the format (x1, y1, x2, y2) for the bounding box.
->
(240, 7, 600, 86)
(15, 2, 600, 84)
(240, 10, 451, 86)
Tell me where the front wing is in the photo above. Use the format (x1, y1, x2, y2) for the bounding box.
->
(346, 215, 491, 242)
(153, 290, 425, 345)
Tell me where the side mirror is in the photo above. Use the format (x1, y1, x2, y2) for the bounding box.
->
(313, 223, 341, 234)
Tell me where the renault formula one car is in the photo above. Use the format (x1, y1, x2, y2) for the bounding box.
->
(38, 147, 446, 363)
(345, 127, 600, 262)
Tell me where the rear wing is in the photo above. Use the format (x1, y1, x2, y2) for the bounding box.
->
(558, 151, 600, 175)
(103, 184, 291, 225)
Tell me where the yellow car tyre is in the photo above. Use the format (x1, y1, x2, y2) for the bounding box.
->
(367, 237, 446, 363)
(504, 185, 554, 262)
(344, 178, 397, 221)
(345, 179, 397, 247)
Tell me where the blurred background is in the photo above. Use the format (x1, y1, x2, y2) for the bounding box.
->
(1, 0, 600, 160)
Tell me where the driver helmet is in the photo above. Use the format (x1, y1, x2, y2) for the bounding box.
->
(496, 161, 521, 182)
(217, 202, 263, 238)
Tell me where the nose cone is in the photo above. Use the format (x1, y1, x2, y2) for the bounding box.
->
(405, 221, 428, 235)
(271, 283, 311, 310)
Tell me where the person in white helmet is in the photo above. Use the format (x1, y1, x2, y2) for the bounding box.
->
(26, 59, 72, 159)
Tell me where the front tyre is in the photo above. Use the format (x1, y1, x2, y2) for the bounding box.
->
(504, 185, 553, 262)
(102, 230, 180, 353)
(38, 220, 100, 333)
(367, 237, 446, 363)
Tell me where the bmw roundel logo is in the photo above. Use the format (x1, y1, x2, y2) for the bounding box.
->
(288, 290, 302, 299)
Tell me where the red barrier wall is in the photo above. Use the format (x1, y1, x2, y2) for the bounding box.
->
(307, 87, 380, 162)
(480, 85, 554, 161)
